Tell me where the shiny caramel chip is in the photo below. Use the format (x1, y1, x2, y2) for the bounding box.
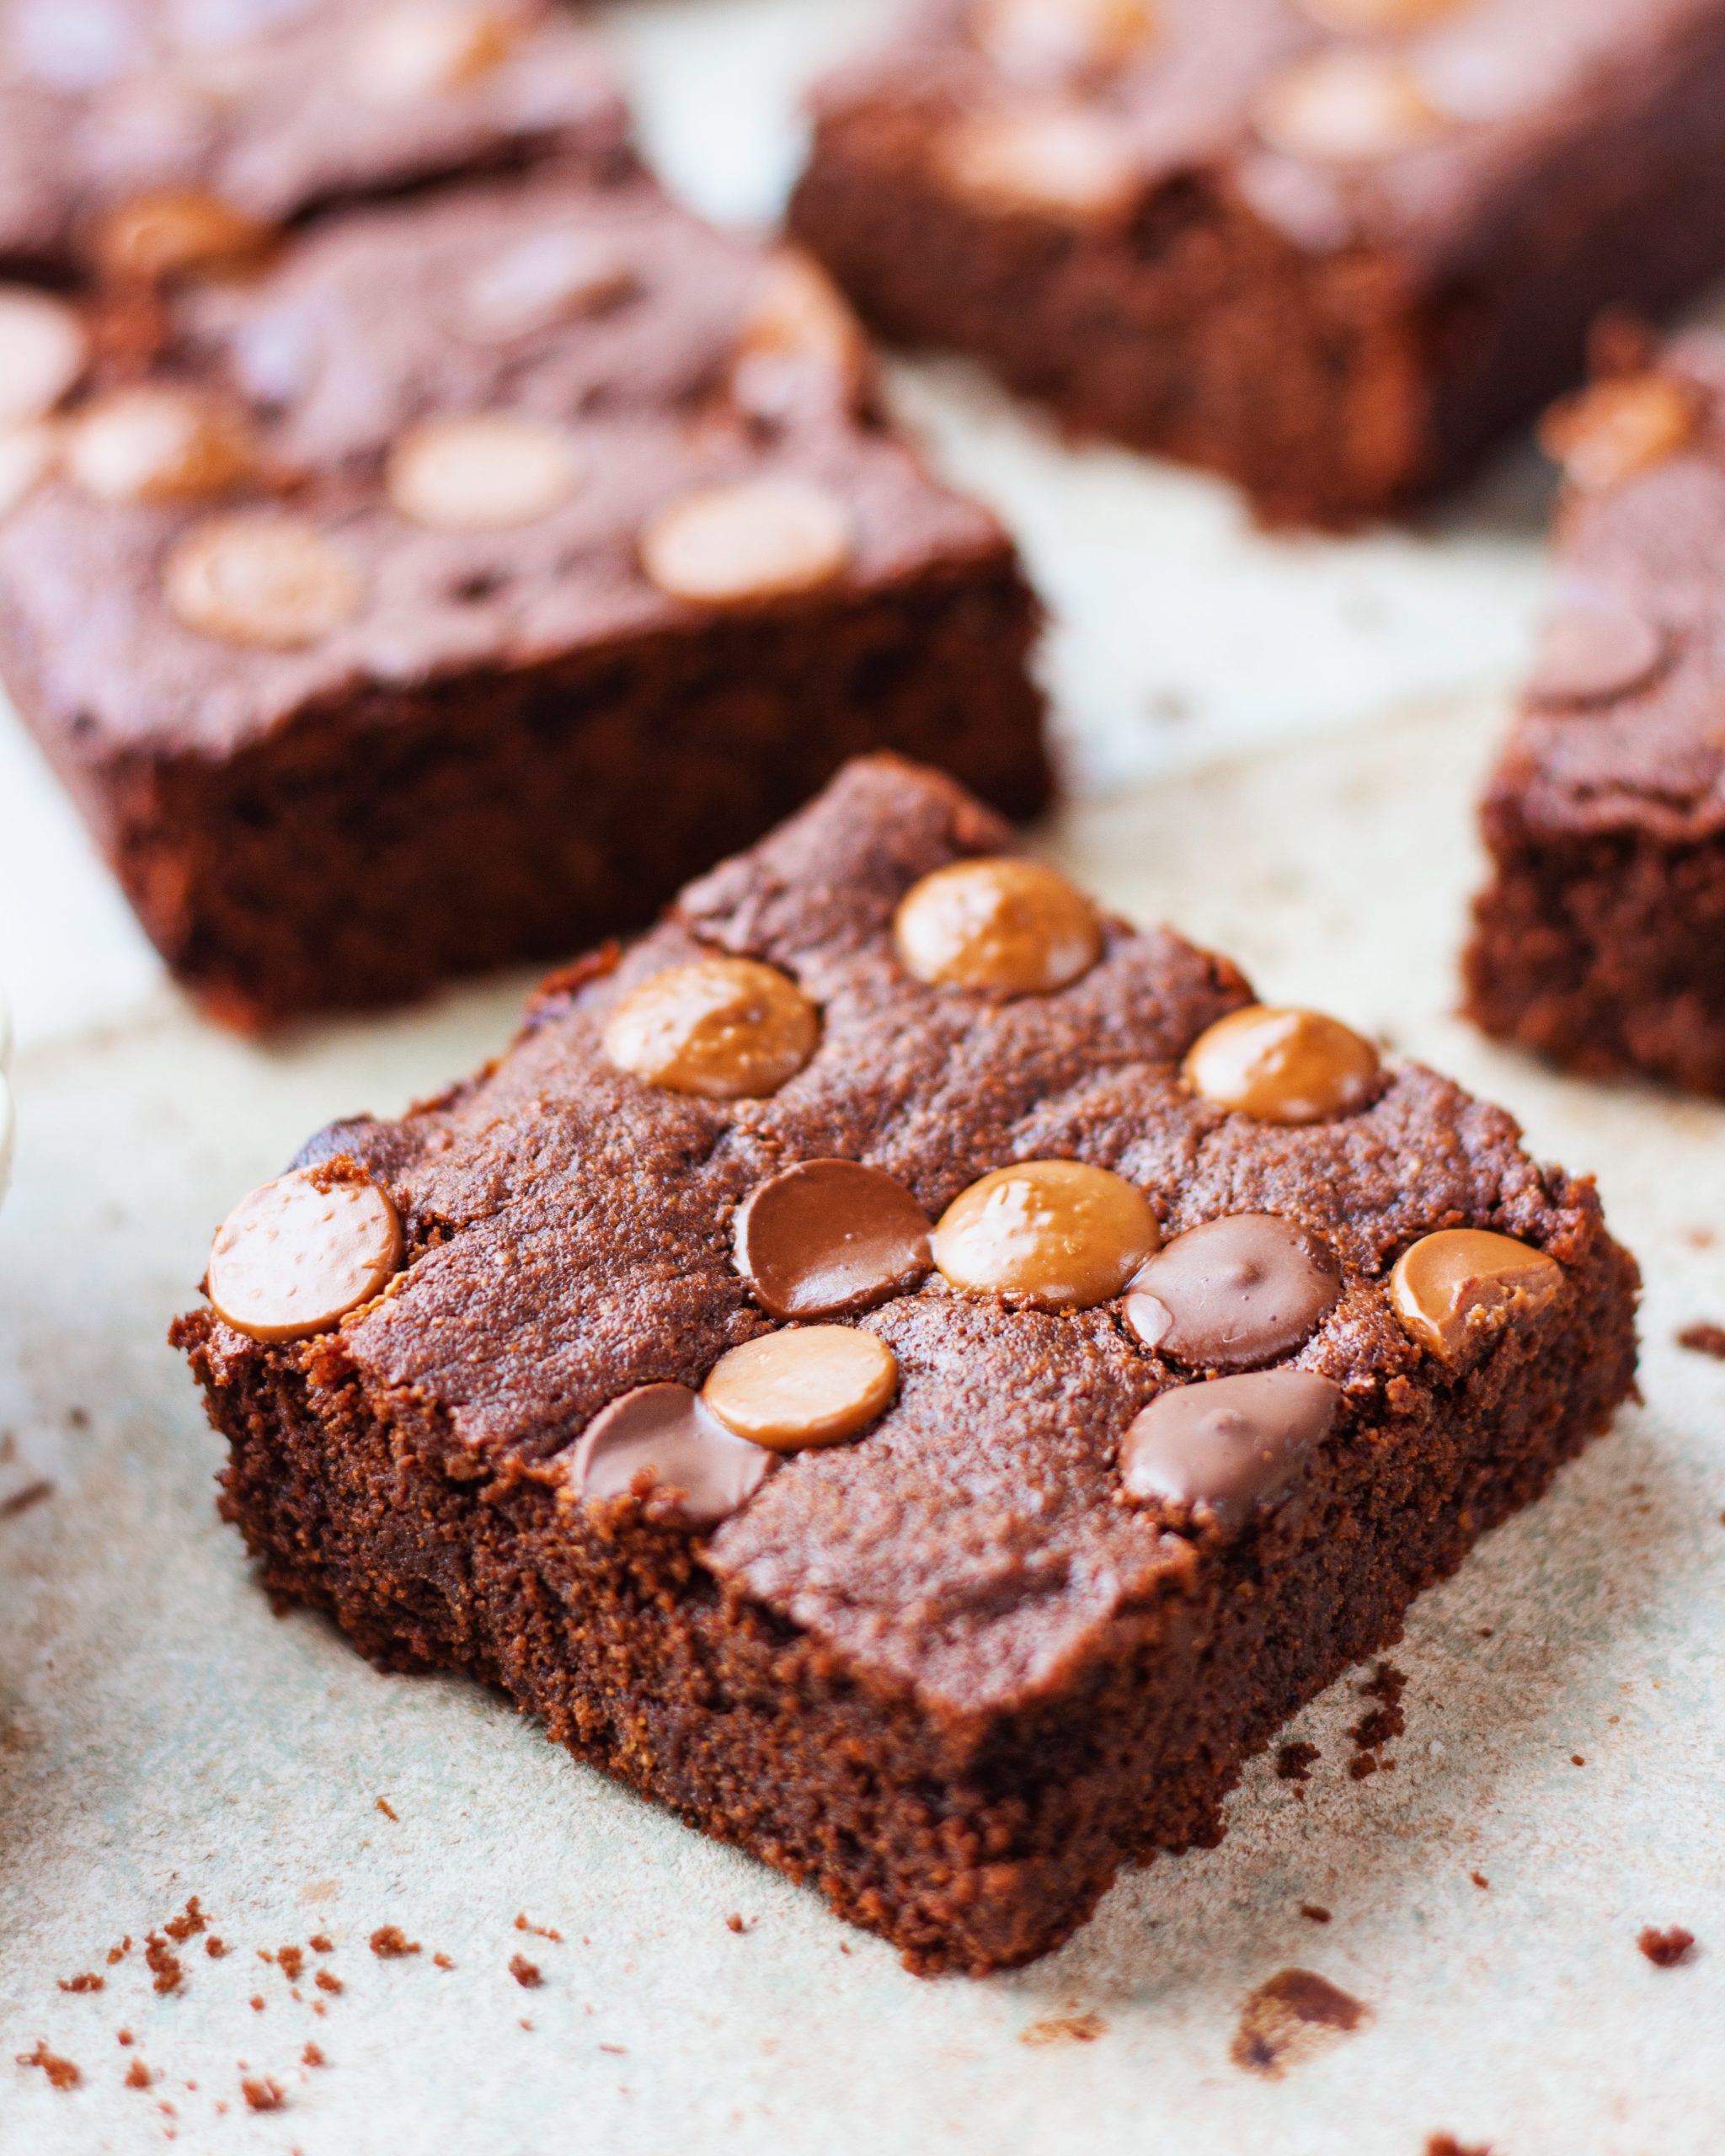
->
(165, 513, 362, 650)
(639, 478, 852, 608)
(974, 0, 1159, 85)
(569, 1382, 772, 1529)
(602, 957, 819, 1100)
(347, 0, 517, 104)
(1388, 1229, 1562, 1365)
(208, 1166, 402, 1342)
(895, 857, 1102, 998)
(702, 1326, 899, 1452)
(941, 106, 1142, 221)
(1124, 1214, 1341, 1370)
(1298, 0, 1462, 27)
(462, 228, 638, 344)
(734, 1160, 932, 1321)
(1120, 1369, 1340, 1531)
(1255, 51, 1445, 163)
(1540, 375, 1696, 493)
(1184, 1006, 1381, 1125)
(0, 287, 88, 427)
(93, 188, 271, 286)
(1526, 593, 1669, 709)
(386, 414, 582, 531)
(934, 1159, 1157, 1311)
(65, 387, 258, 506)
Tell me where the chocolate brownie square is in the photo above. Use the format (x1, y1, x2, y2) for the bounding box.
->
(0, 0, 630, 286)
(1466, 330, 1725, 1096)
(0, 171, 1046, 1027)
(174, 754, 1637, 1973)
(789, 0, 1725, 526)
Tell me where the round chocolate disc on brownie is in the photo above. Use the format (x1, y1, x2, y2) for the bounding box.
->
(894, 857, 1101, 996)
(933, 1159, 1156, 1310)
(1124, 1214, 1340, 1369)
(1526, 590, 1669, 707)
(1119, 1369, 1341, 1531)
(602, 956, 819, 1099)
(734, 1160, 932, 1321)
(569, 1382, 772, 1529)
(1184, 1005, 1381, 1124)
(208, 1166, 403, 1342)
(703, 1326, 899, 1452)
(1388, 1229, 1562, 1366)
(0, 286, 88, 427)
(639, 477, 853, 608)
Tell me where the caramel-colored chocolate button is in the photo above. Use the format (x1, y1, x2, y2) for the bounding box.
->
(1540, 375, 1696, 493)
(0, 425, 58, 520)
(569, 1382, 772, 1529)
(1125, 1214, 1341, 1370)
(602, 958, 819, 1100)
(1526, 594, 1669, 708)
(934, 1159, 1157, 1311)
(165, 513, 361, 650)
(702, 1326, 898, 1452)
(639, 478, 852, 608)
(1120, 1369, 1340, 1530)
(1184, 1006, 1381, 1125)
(731, 251, 868, 420)
(974, 0, 1158, 85)
(93, 188, 270, 286)
(348, 0, 516, 104)
(735, 1160, 932, 1321)
(942, 107, 1142, 221)
(1255, 51, 1444, 163)
(462, 228, 638, 344)
(1388, 1229, 1562, 1365)
(0, 287, 88, 427)
(386, 414, 582, 532)
(1298, 0, 1461, 28)
(65, 387, 258, 506)
(895, 857, 1102, 998)
(208, 1167, 402, 1342)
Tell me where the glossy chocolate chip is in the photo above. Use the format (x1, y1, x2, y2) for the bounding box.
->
(208, 1166, 402, 1342)
(462, 228, 638, 344)
(941, 107, 1142, 221)
(569, 1381, 772, 1529)
(0, 287, 87, 427)
(1255, 51, 1444, 163)
(1184, 1006, 1381, 1125)
(65, 387, 258, 506)
(702, 1327, 899, 1452)
(934, 1159, 1157, 1311)
(895, 857, 1102, 997)
(165, 513, 362, 649)
(639, 478, 852, 608)
(974, 0, 1159, 85)
(1119, 1369, 1341, 1530)
(734, 1160, 932, 1321)
(93, 188, 270, 285)
(1526, 594, 1669, 708)
(731, 251, 867, 422)
(386, 414, 583, 531)
(601, 958, 819, 1100)
(1540, 375, 1696, 492)
(347, 0, 516, 104)
(1124, 1214, 1341, 1371)
(1388, 1230, 1562, 1366)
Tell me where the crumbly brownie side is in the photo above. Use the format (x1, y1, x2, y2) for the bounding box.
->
(175, 757, 1637, 1972)
(789, 0, 1725, 526)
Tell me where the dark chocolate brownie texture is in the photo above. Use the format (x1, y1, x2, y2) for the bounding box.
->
(0, 0, 630, 286)
(1465, 329, 1725, 1096)
(788, 0, 1725, 526)
(174, 755, 1638, 1974)
(0, 170, 1047, 1027)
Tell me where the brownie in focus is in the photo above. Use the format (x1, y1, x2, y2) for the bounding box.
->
(789, 0, 1725, 526)
(174, 755, 1637, 1973)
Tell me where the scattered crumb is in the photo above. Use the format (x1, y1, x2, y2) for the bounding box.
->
(432, 1952, 455, 1972)
(117, 2031, 133, 2046)
(598, 2044, 628, 2057)
(163, 1898, 206, 1943)
(520, 2018, 534, 2031)
(1471, 1872, 1489, 1891)
(143, 1934, 183, 1995)
(278, 1946, 305, 1981)
(309, 1935, 334, 1954)
(106, 1937, 133, 1966)
(1685, 1225, 1717, 1248)
(369, 1926, 420, 1960)
(241, 2076, 286, 2112)
(725, 1914, 750, 1935)
(17, 2041, 81, 2090)
(302, 2044, 326, 2069)
(314, 1970, 343, 1996)
(1020, 2012, 1108, 2047)
(838, 1942, 851, 1956)
(1275, 1741, 1320, 1792)
(1299, 1905, 1332, 1925)
(250, 1997, 265, 2014)
(1425, 2137, 1492, 2156)
(1348, 1754, 1379, 1780)
(1638, 1925, 1696, 1967)
(509, 1955, 542, 1989)
(1677, 1322, 1725, 1359)
(1571, 1754, 1586, 1767)
(257, 1949, 275, 1965)
(376, 1797, 398, 1822)
(1349, 1663, 1407, 1758)
(125, 2057, 152, 2090)
(1231, 1970, 1370, 2079)
(1477, 1627, 1493, 1641)
(0, 1479, 55, 1519)
(515, 1913, 562, 1941)
(205, 1937, 227, 1960)
(57, 1972, 103, 1993)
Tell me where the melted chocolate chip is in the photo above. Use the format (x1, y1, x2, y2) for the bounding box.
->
(1526, 593, 1669, 708)
(734, 1159, 931, 1321)
(1119, 1369, 1341, 1530)
(569, 1382, 771, 1529)
(1124, 1214, 1340, 1370)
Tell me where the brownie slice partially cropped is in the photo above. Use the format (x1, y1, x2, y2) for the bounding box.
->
(789, 0, 1725, 526)
(0, 169, 1045, 1027)
(1465, 332, 1725, 1097)
(174, 754, 1637, 1974)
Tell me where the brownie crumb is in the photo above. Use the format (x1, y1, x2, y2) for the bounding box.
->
(376, 1797, 398, 1822)
(1299, 1904, 1332, 1924)
(1471, 1872, 1490, 1890)
(1638, 1925, 1696, 1967)
(309, 1934, 334, 1954)
(1276, 1741, 1320, 1789)
(106, 1937, 132, 1966)
(277, 1946, 305, 1981)
(302, 2043, 326, 2069)
(1425, 2137, 1492, 2156)
(241, 2076, 286, 2112)
(163, 1898, 206, 1943)
(117, 2031, 133, 2046)
(125, 2057, 152, 2089)
(143, 1934, 183, 1995)
(598, 2043, 628, 2056)
(1571, 1754, 1586, 1767)
(57, 1972, 104, 1993)
(433, 1952, 455, 1971)
(515, 1913, 562, 1941)
(1677, 1322, 1725, 1358)
(249, 1996, 265, 2013)
(1020, 2012, 1108, 2047)
(17, 2040, 81, 2090)
(1231, 1970, 1370, 2079)
(0, 1479, 55, 1519)
(369, 1926, 419, 1959)
(509, 1953, 543, 1988)
(205, 1936, 227, 1959)
(314, 1970, 343, 1996)
(725, 1914, 750, 1935)
(1348, 1754, 1379, 1780)
(1350, 1664, 1407, 1758)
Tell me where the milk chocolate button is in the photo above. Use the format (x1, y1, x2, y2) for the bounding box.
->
(93, 188, 270, 285)
(1255, 51, 1445, 164)
(639, 478, 852, 608)
(942, 108, 1141, 221)
(732, 252, 868, 420)
(602, 958, 819, 1100)
(702, 1326, 898, 1452)
(974, 0, 1159, 85)
(348, 1, 516, 104)
(165, 513, 362, 649)
(569, 1382, 772, 1529)
(65, 387, 258, 506)
(1299, 0, 1461, 27)
(1540, 375, 1696, 492)
(1388, 1230, 1562, 1365)
(208, 1167, 402, 1342)
(1125, 1214, 1341, 1370)
(386, 414, 582, 532)
(934, 1159, 1157, 1311)
(1120, 1369, 1341, 1530)
(0, 288, 88, 427)
(1527, 594, 1669, 708)
(895, 857, 1102, 997)
(1185, 1006, 1381, 1125)
(462, 229, 638, 344)
(735, 1161, 932, 1321)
